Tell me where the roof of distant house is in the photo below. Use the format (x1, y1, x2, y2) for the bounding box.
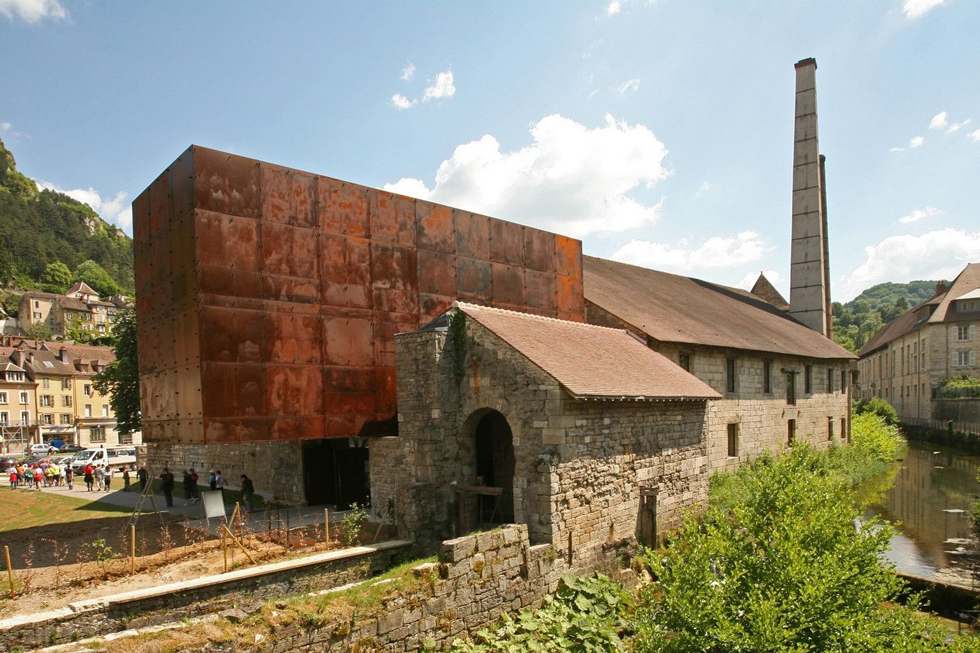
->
(67, 281, 99, 297)
(859, 262, 980, 357)
(749, 272, 790, 311)
(583, 256, 854, 360)
(451, 302, 721, 401)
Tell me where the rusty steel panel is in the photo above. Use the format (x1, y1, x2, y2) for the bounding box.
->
(135, 146, 584, 446)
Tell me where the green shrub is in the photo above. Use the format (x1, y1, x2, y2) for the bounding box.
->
(851, 411, 905, 462)
(636, 446, 972, 653)
(339, 503, 368, 547)
(442, 574, 631, 653)
(854, 396, 899, 426)
(939, 375, 980, 399)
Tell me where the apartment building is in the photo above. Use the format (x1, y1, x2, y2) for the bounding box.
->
(18, 282, 127, 339)
(0, 347, 38, 450)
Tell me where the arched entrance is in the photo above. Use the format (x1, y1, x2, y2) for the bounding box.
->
(457, 408, 516, 534)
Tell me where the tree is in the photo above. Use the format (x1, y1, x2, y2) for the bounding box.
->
(94, 309, 140, 436)
(40, 261, 73, 292)
(23, 322, 53, 340)
(633, 447, 974, 653)
(74, 260, 119, 297)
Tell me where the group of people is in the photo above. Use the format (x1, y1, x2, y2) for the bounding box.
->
(79, 463, 132, 492)
(156, 467, 254, 511)
(8, 460, 73, 490)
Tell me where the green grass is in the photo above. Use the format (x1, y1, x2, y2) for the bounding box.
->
(0, 489, 131, 532)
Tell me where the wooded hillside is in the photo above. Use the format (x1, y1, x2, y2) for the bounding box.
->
(832, 280, 939, 352)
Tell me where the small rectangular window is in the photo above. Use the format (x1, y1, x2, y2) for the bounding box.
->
(726, 358, 736, 394)
(19, 392, 28, 404)
(841, 369, 848, 391)
(841, 418, 847, 441)
(679, 353, 690, 372)
(828, 417, 834, 441)
(805, 365, 813, 394)
(827, 367, 834, 393)
(727, 423, 739, 457)
(786, 372, 796, 405)
(763, 362, 772, 394)
(0, 392, 6, 405)
(787, 419, 797, 445)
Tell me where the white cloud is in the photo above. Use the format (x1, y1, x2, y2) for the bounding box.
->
(968, 129, 980, 143)
(587, 88, 600, 99)
(736, 269, 782, 291)
(948, 118, 971, 133)
(0, 0, 66, 23)
(899, 206, 943, 224)
(422, 70, 455, 102)
(836, 228, 980, 301)
(909, 135, 925, 148)
(929, 111, 948, 130)
(606, 1, 621, 15)
(612, 231, 770, 272)
(400, 63, 416, 82)
(889, 146, 906, 153)
(36, 182, 132, 232)
(619, 78, 641, 94)
(0, 121, 29, 139)
(902, 0, 946, 19)
(695, 181, 710, 197)
(0, 122, 9, 131)
(382, 113, 669, 237)
(390, 93, 417, 110)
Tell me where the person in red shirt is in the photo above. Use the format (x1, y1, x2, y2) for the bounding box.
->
(9, 470, 17, 490)
(84, 464, 95, 492)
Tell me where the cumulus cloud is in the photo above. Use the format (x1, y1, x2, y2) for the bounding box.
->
(400, 63, 415, 82)
(909, 135, 925, 148)
(949, 118, 972, 133)
(382, 113, 669, 237)
(899, 206, 943, 224)
(969, 129, 980, 143)
(929, 111, 948, 130)
(611, 231, 770, 272)
(606, 1, 621, 15)
(0, 121, 28, 139)
(836, 227, 980, 301)
(390, 93, 417, 110)
(902, 0, 946, 19)
(0, 0, 65, 23)
(619, 78, 641, 94)
(36, 182, 132, 232)
(422, 70, 455, 102)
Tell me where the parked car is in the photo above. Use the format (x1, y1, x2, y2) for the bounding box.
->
(58, 444, 84, 453)
(27, 443, 57, 455)
(0, 458, 19, 472)
(72, 447, 137, 473)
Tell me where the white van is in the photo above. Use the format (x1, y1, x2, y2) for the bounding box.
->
(72, 447, 137, 473)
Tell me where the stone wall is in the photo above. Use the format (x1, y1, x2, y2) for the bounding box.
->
(932, 399, 980, 424)
(145, 440, 303, 502)
(372, 316, 709, 569)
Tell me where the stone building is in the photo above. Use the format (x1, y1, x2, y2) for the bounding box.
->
(0, 348, 38, 451)
(856, 263, 980, 420)
(371, 303, 719, 559)
(17, 282, 124, 339)
(582, 257, 855, 474)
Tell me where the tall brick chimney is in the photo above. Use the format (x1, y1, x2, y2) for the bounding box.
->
(789, 57, 832, 338)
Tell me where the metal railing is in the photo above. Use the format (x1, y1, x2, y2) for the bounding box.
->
(901, 416, 980, 437)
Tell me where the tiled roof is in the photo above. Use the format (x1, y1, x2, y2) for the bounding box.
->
(583, 256, 854, 360)
(455, 302, 721, 401)
(67, 281, 99, 297)
(859, 262, 980, 356)
(18, 348, 75, 376)
(750, 273, 790, 311)
(61, 297, 91, 312)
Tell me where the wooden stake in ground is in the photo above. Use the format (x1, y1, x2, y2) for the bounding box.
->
(324, 508, 330, 545)
(130, 526, 136, 576)
(221, 525, 256, 565)
(222, 530, 228, 573)
(4, 545, 13, 598)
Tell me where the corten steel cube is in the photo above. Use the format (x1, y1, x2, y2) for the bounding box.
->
(134, 146, 585, 445)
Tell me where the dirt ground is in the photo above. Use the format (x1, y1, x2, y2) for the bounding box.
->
(0, 511, 394, 620)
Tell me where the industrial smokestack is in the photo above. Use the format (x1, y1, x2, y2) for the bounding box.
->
(789, 57, 831, 337)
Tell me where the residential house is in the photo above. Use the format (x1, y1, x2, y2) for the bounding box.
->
(0, 347, 38, 451)
(11, 346, 76, 443)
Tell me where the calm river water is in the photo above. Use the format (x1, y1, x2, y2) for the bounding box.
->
(865, 439, 980, 581)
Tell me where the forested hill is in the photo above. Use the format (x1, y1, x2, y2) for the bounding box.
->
(832, 280, 939, 353)
(0, 138, 134, 298)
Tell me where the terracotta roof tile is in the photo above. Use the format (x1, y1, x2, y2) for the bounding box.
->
(583, 256, 854, 360)
(455, 302, 721, 401)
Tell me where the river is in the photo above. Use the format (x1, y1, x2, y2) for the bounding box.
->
(865, 439, 980, 585)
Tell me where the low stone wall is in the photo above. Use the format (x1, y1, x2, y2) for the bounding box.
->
(0, 540, 410, 651)
(932, 399, 980, 425)
(144, 440, 303, 502)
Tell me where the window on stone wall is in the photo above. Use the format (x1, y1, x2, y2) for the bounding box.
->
(787, 419, 797, 445)
(91, 426, 106, 443)
(679, 353, 691, 372)
(805, 365, 813, 394)
(841, 417, 847, 441)
(827, 367, 833, 393)
(786, 372, 796, 405)
(763, 362, 772, 394)
(726, 358, 736, 394)
(727, 423, 739, 457)
(827, 417, 834, 441)
(841, 369, 848, 391)
(119, 431, 133, 445)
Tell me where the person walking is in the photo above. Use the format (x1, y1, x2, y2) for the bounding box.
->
(137, 466, 148, 492)
(104, 466, 112, 492)
(53, 462, 62, 487)
(239, 474, 255, 513)
(160, 467, 175, 508)
(208, 469, 217, 492)
(94, 465, 105, 492)
(122, 467, 131, 491)
(9, 469, 17, 490)
(182, 470, 194, 505)
(33, 466, 43, 490)
(65, 464, 74, 491)
(84, 463, 95, 492)
(189, 468, 199, 503)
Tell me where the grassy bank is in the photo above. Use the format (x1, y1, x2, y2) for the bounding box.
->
(0, 488, 131, 532)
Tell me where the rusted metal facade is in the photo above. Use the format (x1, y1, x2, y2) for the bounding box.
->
(134, 146, 585, 446)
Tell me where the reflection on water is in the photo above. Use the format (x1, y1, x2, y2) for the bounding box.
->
(865, 439, 980, 579)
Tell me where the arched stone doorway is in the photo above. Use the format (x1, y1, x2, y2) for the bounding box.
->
(458, 408, 516, 533)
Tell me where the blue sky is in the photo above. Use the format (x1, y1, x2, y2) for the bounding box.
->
(2, 0, 978, 301)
